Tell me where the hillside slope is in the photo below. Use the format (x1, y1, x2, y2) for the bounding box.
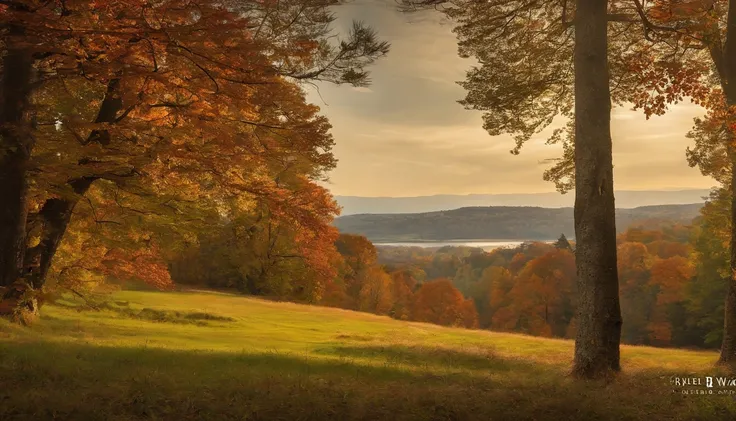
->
(0, 290, 734, 421)
(334, 204, 704, 242)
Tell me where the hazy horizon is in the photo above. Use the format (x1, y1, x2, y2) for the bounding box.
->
(335, 188, 715, 200)
(334, 189, 711, 215)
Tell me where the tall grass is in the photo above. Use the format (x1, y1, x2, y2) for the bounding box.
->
(1, 290, 734, 420)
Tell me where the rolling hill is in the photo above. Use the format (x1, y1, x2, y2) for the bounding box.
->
(333, 203, 704, 242)
(335, 189, 711, 215)
(1, 289, 734, 420)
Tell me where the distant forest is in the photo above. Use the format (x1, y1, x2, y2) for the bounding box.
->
(371, 220, 719, 349)
(170, 191, 729, 350)
(334, 204, 703, 242)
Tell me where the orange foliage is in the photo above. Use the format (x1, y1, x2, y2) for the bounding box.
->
(412, 279, 478, 328)
(491, 306, 519, 332)
(647, 256, 691, 346)
(646, 240, 691, 259)
(358, 267, 395, 315)
(619, 228, 664, 244)
(650, 256, 694, 305)
(504, 249, 575, 337)
(460, 298, 479, 329)
(1, 0, 388, 293)
(617, 242, 651, 280)
(389, 270, 417, 320)
(320, 279, 350, 309)
(487, 266, 514, 312)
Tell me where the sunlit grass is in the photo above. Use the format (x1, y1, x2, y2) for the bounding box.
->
(1, 289, 735, 420)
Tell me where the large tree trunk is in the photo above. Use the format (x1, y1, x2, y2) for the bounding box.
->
(25, 178, 96, 289)
(718, 0, 736, 365)
(571, 0, 623, 379)
(721, 155, 736, 363)
(23, 79, 122, 290)
(0, 24, 35, 288)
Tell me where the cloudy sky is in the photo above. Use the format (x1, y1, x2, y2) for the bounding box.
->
(305, 1, 717, 198)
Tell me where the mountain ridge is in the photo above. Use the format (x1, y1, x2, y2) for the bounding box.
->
(335, 189, 712, 215)
(333, 203, 704, 242)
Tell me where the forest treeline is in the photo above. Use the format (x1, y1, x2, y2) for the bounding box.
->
(171, 187, 730, 349)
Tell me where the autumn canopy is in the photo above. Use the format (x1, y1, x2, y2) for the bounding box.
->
(0, 0, 389, 307)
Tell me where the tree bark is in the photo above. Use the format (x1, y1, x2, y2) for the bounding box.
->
(571, 0, 623, 379)
(25, 177, 97, 289)
(721, 154, 736, 364)
(23, 79, 122, 289)
(718, 0, 736, 365)
(0, 23, 35, 288)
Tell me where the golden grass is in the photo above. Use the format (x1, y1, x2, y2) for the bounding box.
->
(0, 289, 734, 421)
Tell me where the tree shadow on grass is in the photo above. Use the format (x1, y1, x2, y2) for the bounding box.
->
(0, 339, 735, 421)
(50, 299, 236, 326)
(314, 343, 540, 374)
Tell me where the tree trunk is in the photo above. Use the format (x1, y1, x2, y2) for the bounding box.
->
(23, 79, 122, 290)
(25, 177, 96, 289)
(571, 0, 623, 379)
(0, 24, 35, 288)
(718, 0, 736, 365)
(0, 153, 31, 288)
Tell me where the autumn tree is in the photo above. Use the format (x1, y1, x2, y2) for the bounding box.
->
(170, 191, 341, 303)
(648, 256, 694, 346)
(617, 241, 657, 344)
(566, 0, 736, 362)
(507, 242, 556, 274)
(358, 267, 395, 315)
(412, 278, 478, 328)
(388, 269, 418, 320)
(0, 0, 389, 306)
(425, 253, 463, 280)
(51, 181, 178, 294)
(487, 267, 515, 319)
(688, 187, 730, 347)
(646, 240, 691, 259)
(334, 234, 380, 307)
(398, 0, 724, 377)
(321, 277, 351, 309)
(469, 266, 511, 328)
(501, 249, 576, 337)
(619, 227, 665, 245)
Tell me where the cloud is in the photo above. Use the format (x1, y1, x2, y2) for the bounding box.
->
(305, 2, 714, 197)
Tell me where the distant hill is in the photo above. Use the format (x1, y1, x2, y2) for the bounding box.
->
(333, 204, 704, 242)
(335, 190, 711, 215)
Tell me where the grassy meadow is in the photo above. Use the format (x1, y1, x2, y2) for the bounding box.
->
(1, 289, 736, 420)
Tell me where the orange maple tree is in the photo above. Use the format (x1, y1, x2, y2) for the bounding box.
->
(647, 256, 694, 345)
(0, 0, 389, 296)
(499, 249, 576, 337)
(412, 278, 478, 328)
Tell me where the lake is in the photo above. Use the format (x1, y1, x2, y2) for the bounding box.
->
(373, 240, 551, 251)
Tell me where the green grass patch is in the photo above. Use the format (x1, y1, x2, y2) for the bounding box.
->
(1, 289, 735, 420)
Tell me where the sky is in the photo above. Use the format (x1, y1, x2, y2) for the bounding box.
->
(305, 1, 718, 198)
